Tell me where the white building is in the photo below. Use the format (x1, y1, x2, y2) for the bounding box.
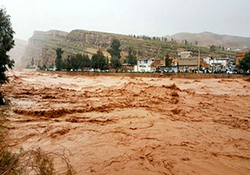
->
(134, 58, 154, 72)
(180, 51, 193, 58)
(203, 57, 229, 69)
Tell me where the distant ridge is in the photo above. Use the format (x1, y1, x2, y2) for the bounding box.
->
(165, 32, 250, 48)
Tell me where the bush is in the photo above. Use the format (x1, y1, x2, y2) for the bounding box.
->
(0, 148, 20, 175)
(0, 147, 75, 175)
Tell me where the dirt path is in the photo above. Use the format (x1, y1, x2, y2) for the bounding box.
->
(3, 69, 250, 175)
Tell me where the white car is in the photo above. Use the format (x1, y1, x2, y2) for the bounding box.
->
(227, 70, 233, 74)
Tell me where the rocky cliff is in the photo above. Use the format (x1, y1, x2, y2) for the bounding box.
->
(20, 30, 68, 68)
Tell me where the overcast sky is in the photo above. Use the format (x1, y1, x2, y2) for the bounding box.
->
(2, 0, 250, 41)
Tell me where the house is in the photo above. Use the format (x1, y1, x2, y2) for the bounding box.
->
(178, 58, 199, 72)
(180, 51, 193, 58)
(169, 58, 178, 73)
(121, 63, 135, 72)
(149, 57, 178, 73)
(211, 57, 229, 70)
(134, 58, 155, 72)
(162, 57, 178, 73)
(150, 59, 165, 72)
(178, 51, 199, 72)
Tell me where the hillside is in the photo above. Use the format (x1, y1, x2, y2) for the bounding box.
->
(20, 30, 68, 68)
(166, 32, 250, 48)
(21, 30, 236, 68)
(9, 38, 28, 68)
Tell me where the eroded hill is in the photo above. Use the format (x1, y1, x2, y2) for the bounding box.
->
(21, 29, 236, 68)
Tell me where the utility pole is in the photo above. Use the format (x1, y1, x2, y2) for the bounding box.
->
(198, 46, 200, 73)
(211, 56, 214, 73)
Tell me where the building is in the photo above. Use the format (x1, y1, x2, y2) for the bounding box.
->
(149, 57, 178, 73)
(211, 57, 229, 70)
(180, 51, 193, 58)
(150, 59, 165, 72)
(178, 51, 199, 72)
(134, 58, 154, 72)
(178, 58, 199, 72)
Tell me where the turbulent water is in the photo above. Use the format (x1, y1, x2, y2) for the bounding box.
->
(3, 69, 250, 175)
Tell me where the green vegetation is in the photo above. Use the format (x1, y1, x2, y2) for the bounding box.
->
(55, 48, 64, 71)
(0, 8, 15, 105)
(0, 147, 75, 175)
(60, 50, 109, 71)
(239, 51, 250, 73)
(62, 53, 90, 71)
(126, 47, 137, 66)
(110, 56, 122, 73)
(107, 39, 122, 72)
(165, 53, 172, 67)
(107, 39, 121, 59)
(90, 50, 108, 70)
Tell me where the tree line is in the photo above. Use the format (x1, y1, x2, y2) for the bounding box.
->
(55, 39, 138, 72)
(55, 49, 109, 71)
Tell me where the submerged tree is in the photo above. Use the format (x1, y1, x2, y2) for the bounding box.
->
(0, 8, 15, 104)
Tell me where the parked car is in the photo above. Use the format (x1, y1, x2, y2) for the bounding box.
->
(101, 70, 109, 72)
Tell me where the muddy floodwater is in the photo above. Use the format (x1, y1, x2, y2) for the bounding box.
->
(2, 69, 250, 175)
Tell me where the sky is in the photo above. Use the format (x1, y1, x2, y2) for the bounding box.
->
(1, 0, 250, 41)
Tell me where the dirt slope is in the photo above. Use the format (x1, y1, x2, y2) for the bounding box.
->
(2, 69, 250, 175)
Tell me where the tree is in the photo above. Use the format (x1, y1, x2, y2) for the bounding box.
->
(126, 47, 137, 66)
(91, 50, 108, 70)
(70, 54, 81, 70)
(31, 57, 34, 66)
(80, 54, 90, 69)
(110, 56, 122, 73)
(107, 39, 121, 59)
(184, 39, 188, 45)
(0, 8, 15, 84)
(210, 45, 216, 52)
(165, 53, 172, 67)
(239, 51, 250, 73)
(55, 48, 64, 71)
(62, 53, 91, 71)
(0, 8, 15, 104)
